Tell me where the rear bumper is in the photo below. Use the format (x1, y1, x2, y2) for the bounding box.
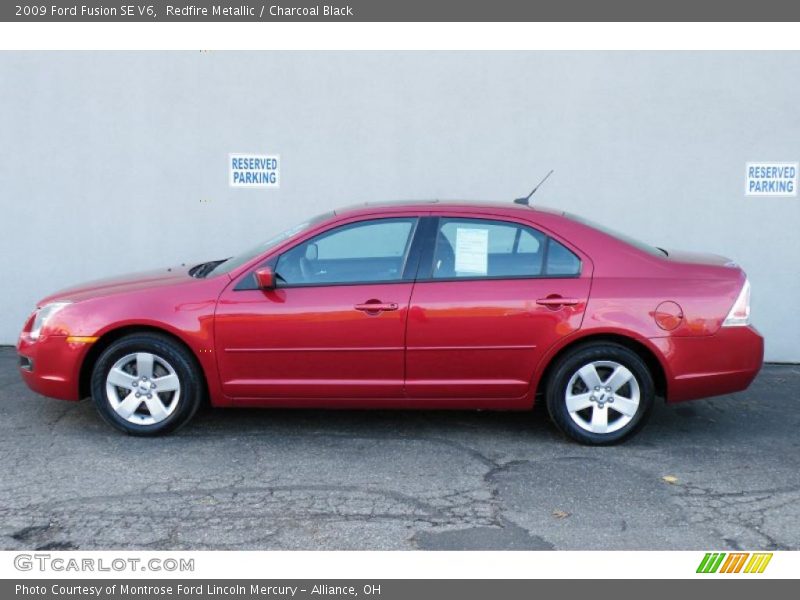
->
(651, 326, 764, 403)
(16, 334, 89, 401)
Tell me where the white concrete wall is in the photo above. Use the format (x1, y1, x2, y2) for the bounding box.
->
(1, 52, 798, 360)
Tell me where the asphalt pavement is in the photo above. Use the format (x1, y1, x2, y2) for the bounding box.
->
(1, 347, 798, 550)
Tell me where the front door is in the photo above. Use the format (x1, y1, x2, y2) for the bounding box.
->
(214, 217, 420, 401)
(405, 216, 591, 401)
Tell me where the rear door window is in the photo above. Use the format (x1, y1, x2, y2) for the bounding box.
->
(429, 218, 580, 279)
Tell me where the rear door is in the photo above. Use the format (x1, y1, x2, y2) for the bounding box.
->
(405, 215, 592, 401)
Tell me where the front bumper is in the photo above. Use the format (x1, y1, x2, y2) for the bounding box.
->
(651, 325, 765, 403)
(16, 334, 91, 401)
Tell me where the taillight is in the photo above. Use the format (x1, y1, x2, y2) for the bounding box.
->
(723, 279, 751, 327)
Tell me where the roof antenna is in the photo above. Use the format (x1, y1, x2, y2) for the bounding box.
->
(514, 169, 554, 205)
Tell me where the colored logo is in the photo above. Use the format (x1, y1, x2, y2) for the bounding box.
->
(697, 552, 773, 574)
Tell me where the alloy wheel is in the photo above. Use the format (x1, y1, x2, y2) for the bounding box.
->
(564, 360, 640, 434)
(105, 352, 181, 425)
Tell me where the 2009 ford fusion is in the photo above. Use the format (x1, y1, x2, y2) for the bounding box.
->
(17, 201, 763, 444)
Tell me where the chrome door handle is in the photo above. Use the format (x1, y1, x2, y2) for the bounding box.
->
(536, 296, 580, 307)
(354, 301, 399, 313)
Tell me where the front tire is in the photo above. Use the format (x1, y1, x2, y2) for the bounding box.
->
(545, 343, 654, 445)
(90, 333, 204, 436)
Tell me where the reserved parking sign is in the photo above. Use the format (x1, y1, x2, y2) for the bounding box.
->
(745, 162, 797, 196)
(229, 153, 280, 188)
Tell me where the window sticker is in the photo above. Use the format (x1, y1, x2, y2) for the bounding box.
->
(454, 227, 489, 275)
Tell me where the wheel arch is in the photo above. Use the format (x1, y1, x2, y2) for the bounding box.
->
(78, 324, 209, 402)
(533, 332, 668, 406)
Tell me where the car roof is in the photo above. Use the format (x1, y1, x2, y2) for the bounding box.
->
(333, 200, 564, 218)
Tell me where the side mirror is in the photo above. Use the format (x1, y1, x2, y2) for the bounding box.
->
(254, 266, 276, 290)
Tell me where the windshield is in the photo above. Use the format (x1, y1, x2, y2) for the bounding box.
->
(564, 212, 667, 257)
(206, 211, 334, 277)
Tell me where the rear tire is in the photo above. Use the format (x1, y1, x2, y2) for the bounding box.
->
(90, 333, 203, 436)
(545, 343, 654, 445)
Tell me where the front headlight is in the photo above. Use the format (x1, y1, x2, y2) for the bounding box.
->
(29, 302, 71, 340)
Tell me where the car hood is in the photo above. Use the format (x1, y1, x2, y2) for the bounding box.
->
(38, 265, 205, 305)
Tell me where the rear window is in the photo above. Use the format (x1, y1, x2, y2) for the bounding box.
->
(564, 213, 667, 257)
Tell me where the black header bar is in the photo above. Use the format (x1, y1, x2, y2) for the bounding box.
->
(4, 0, 800, 22)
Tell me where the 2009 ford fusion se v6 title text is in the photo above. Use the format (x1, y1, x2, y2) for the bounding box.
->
(17, 201, 763, 444)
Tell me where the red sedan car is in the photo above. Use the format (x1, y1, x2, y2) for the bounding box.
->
(17, 201, 763, 444)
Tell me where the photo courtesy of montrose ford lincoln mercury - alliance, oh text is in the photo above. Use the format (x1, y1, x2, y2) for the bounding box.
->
(16, 200, 763, 445)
